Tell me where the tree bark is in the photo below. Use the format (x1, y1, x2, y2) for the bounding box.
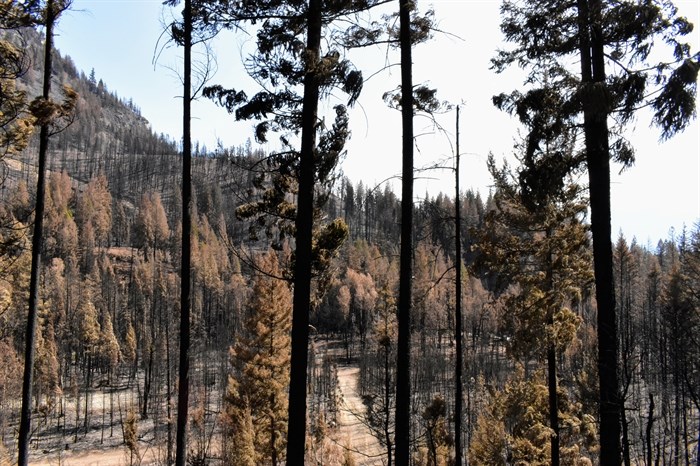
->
(454, 105, 464, 466)
(577, 0, 621, 463)
(384, 342, 393, 466)
(546, 229, 560, 466)
(175, 0, 193, 464)
(547, 344, 560, 464)
(285, 0, 322, 462)
(646, 393, 654, 466)
(18, 3, 56, 464)
(395, 0, 414, 464)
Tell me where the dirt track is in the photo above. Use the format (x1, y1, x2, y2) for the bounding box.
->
(334, 365, 386, 466)
(23, 343, 387, 465)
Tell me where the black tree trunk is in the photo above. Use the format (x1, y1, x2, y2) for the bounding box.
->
(18, 3, 56, 464)
(175, 0, 192, 464)
(577, 0, 621, 463)
(546, 230, 560, 466)
(454, 105, 464, 466)
(285, 0, 322, 462)
(395, 0, 415, 464)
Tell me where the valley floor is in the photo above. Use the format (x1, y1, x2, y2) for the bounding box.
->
(17, 342, 383, 466)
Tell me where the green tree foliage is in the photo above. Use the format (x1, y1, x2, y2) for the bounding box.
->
(200, 2, 371, 459)
(493, 0, 698, 155)
(474, 153, 593, 465)
(0, 1, 54, 169)
(201, 0, 364, 256)
(492, 2, 698, 463)
(469, 368, 597, 466)
(0, 2, 36, 160)
(223, 251, 291, 465)
(476, 157, 592, 361)
(416, 394, 452, 466)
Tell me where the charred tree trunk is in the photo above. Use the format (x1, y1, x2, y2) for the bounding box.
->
(577, 0, 621, 463)
(646, 393, 654, 466)
(175, 0, 193, 464)
(395, 0, 415, 464)
(546, 229, 560, 466)
(285, 0, 322, 462)
(454, 105, 464, 466)
(18, 3, 56, 464)
(622, 405, 631, 466)
(142, 345, 153, 419)
(385, 341, 393, 466)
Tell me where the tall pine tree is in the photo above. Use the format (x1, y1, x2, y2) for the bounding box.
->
(18, 2, 75, 463)
(199, 2, 380, 460)
(474, 153, 594, 465)
(223, 251, 291, 465)
(492, 2, 698, 462)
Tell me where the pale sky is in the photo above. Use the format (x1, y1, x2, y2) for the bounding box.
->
(53, 0, 699, 245)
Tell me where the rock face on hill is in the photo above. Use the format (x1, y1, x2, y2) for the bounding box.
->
(1, 26, 264, 251)
(1, 26, 187, 225)
(1, 26, 176, 204)
(7, 26, 177, 164)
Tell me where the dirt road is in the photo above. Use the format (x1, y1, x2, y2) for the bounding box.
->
(335, 365, 386, 466)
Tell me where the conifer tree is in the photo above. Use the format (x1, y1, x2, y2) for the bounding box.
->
(469, 367, 598, 465)
(492, 2, 698, 462)
(124, 320, 138, 380)
(99, 308, 120, 376)
(419, 395, 452, 466)
(44, 171, 78, 261)
(0, 2, 36, 162)
(396, 0, 415, 462)
(199, 3, 375, 460)
(223, 251, 291, 465)
(133, 192, 170, 261)
(34, 316, 59, 409)
(662, 225, 700, 439)
(475, 154, 593, 465)
(124, 407, 140, 465)
(75, 287, 101, 361)
(76, 175, 112, 248)
(18, 2, 74, 463)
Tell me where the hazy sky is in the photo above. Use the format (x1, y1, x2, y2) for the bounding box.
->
(53, 0, 699, 245)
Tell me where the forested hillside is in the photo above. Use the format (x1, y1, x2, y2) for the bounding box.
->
(0, 1, 698, 465)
